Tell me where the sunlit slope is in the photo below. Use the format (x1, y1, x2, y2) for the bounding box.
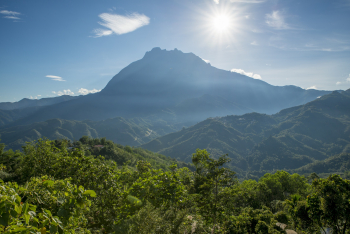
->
(7, 48, 330, 127)
(141, 90, 350, 173)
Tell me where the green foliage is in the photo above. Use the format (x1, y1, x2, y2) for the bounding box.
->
(307, 174, 350, 234)
(224, 207, 285, 234)
(2, 137, 350, 233)
(0, 176, 93, 233)
(192, 149, 236, 232)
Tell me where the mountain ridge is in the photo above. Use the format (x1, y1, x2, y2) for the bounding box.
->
(2, 48, 332, 128)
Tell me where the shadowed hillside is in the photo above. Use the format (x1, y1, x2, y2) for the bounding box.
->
(142, 90, 350, 175)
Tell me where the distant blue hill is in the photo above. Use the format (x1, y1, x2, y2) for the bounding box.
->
(0, 95, 79, 110)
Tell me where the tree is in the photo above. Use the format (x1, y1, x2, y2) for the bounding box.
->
(307, 174, 350, 234)
(192, 149, 236, 233)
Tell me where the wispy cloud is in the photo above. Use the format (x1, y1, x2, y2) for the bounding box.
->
(0, 10, 21, 21)
(266, 11, 289, 30)
(336, 74, 350, 86)
(46, 75, 65, 82)
(93, 12, 150, 37)
(231, 68, 262, 79)
(4, 16, 20, 20)
(251, 41, 258, 46)
(52, 90, 74, 96)
(0, 10, 21, 15)
(78, 88, 101, 95)
(213, 0, 220, 3)
(29, 95, 41, 100)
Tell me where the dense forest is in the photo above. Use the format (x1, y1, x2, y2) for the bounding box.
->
(1, 137, 350, 233)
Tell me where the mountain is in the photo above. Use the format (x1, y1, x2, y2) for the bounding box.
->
(0, 117, 179, 150)
(0, 107, 43, 127)
(141, 90, 350, 175)
(293, 153, 350, 175)
(5, 48, 331, 127)
(0, 95, 79, 110)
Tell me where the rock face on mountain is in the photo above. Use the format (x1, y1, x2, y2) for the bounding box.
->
(6, 48, 331, 127)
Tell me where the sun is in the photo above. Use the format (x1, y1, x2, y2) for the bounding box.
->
(194, 3, 243, 46)
(211, 14, 231, 33)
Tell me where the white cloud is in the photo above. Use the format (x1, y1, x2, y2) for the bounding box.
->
(1, 10, 21, 20)
(231, 68, 262, 79)
(0, 10, 21, 15)
(78, 88, 101, 95)
(52, 90, 74, 96)
(347, 74, 350, 82)
(213, 0, 220, 3)
(93, 12, 150, 37)
(251, 41, 258, 46)
(4, 16, 20, 20)
(306, 86, 317, 90)
(93, 29, 113, 37)
(266, 11, 289, 30)
(200, 57, 210, 63)
(336, 81, 342, 85)
(46, 75, 65, 82)
(29, 95, 41, 100)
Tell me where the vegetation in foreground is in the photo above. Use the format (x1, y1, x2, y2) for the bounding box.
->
(1, 138, 350, 233)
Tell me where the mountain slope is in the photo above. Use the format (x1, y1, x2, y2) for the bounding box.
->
(0, 95, 79, 110)
(0, 107, 43, 127)
(0, 117, 177, 150)
(8, 48, 331, 127)
(141, 90, 350, 174)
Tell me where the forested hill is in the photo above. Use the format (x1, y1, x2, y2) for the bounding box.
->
(0, 117, 178, 150)
(141, 90, 350, 175)
(4, 48, 331, 127)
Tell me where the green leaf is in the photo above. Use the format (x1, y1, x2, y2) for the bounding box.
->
(127, 195, 143, 207)
(50, 224, 58, 233)
(0, 213, 9, 226)
(10, 209, 18, 217)
(24, 213, 30, 224)
(15, 204, 22, 214)
(83, 190, 96, 197)
(23, 202, 30, 214)
(57, 208, 69, 218)
(43, 180, 55, 187)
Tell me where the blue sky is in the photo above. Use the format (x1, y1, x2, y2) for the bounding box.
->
(0, 0, 349, 102)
